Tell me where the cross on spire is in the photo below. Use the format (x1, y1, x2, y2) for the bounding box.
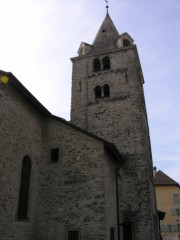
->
(105, 0, 109, 13)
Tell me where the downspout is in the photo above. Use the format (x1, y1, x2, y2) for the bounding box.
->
(116, 168, 121, 240)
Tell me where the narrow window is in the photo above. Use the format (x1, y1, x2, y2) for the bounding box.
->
(17, 156, 31, 220)
(102, 56, 110, 70)
(68, 231, 79, 240)
(95, 85, 102, 98)
(103, 84, 110, 97)
(176, 209, 180, 216)
(110, 228, 115, 240)
(123, 224, 132, 240)
(93, 58, 101, 72)
(51, 148, 59, 162)
(123, 39, 130, 47)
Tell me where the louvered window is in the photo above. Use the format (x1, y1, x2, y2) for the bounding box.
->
(176, 209, 180, 216)
(173, 194, 180, 204)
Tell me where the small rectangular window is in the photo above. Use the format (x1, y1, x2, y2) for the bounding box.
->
(51, 148, 59, 162)
(68, 231, 79, 240)
(110, 227, 115, 240)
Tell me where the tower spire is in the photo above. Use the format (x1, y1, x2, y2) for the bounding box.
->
(105, 0, 109, 13)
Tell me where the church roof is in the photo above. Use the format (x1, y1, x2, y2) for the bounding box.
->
(0, 70, 124, 164)
(0, 70, 51, 116)
(154, 170, 179, 186)
(92, 13, 119, 53)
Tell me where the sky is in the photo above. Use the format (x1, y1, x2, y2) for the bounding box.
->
(0, 0, 180, 182)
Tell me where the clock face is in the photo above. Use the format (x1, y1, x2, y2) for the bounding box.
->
(95, 108, 108, 115)
(94, 105, 110, 122)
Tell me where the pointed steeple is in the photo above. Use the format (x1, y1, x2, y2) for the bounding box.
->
(92, 13, 119, 53)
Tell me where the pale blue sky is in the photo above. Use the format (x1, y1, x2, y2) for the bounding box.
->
(0, 0, 180, 182)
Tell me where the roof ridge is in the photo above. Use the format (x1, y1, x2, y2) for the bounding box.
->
(155, 170, 179, 186)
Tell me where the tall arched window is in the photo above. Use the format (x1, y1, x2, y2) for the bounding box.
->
(123, 39, 130, 47)
(102, 56, 110, 70)
(95, 85, 102, 98)
(103, 84, 110, 97)
(93, 58, 101, 72)
(17, 156, 31, 220)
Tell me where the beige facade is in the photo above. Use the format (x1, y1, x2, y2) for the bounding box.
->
(155, 169, 180, 240)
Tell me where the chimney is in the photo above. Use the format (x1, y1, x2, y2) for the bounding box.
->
(153, 166, 157, 177)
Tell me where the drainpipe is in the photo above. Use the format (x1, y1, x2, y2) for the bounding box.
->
(116, 168, 121, 240)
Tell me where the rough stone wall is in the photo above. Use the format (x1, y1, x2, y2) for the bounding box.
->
(103, 152, 119, 239)
(71, 56, 90, 130)
(1, 80, 120, 240)
(0, 83, 43, 240)
(33, 118, 118, 240)
(71, 47, 147, 155)
(71, 46, 160, 240)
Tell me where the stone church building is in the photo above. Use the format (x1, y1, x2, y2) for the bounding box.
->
(0, 11, 160, 240)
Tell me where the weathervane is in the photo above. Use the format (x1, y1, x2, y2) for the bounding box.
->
(105, 0, 109, 13)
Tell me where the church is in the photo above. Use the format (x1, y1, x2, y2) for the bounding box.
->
(0, 8, 160, 240)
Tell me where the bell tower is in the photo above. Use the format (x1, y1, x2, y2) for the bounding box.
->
(71, 12, 146, 155)
(71, 11, 160, 240)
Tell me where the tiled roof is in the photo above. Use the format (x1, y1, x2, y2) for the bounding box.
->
(154, 170, 179, 186)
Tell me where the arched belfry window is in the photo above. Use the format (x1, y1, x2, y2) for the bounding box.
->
(123, 39, 130, 47)
(102, 56, 110, 70)
(17, 156, 31, 220)
(93, 58, 101, 72)
(95, 85, 101, 98)
(103, 84, 110, 97)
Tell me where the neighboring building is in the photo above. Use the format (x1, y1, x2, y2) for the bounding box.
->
(0, 9, 160, 240)
(154, 168, 180, 240)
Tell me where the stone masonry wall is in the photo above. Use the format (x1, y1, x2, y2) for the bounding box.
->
(0, 77, 121, 240)
(71, 46, 160, 240)
(0, 82, 43, 240)
(33, 118, 119, 240)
